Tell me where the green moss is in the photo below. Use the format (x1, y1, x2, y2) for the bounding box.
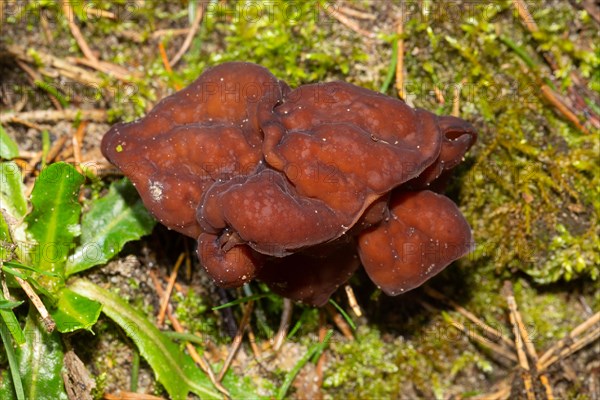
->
(194, 0, 364, 86)
(323, 326, 400, 399)
(399, 1, 600, 284)
(512, 280, 585, 349)
(173, 289, 220, 343)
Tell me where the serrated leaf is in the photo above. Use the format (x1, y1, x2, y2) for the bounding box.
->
(24, 163, 84, 290)
(1, 310, 68, 400)
(66, 179, 155, 276)
(69, 279, 222, 400)
(0, 126, 19, 160)
(49, 288, 102, 333)
(0, 162, 27, 221)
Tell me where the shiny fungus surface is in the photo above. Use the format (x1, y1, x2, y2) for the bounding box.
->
(101, 62, 477, 306)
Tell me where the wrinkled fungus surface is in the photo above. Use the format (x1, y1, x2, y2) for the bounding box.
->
(102, 62, 477, 306)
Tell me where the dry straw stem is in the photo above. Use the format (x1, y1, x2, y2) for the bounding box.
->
(71, 57, 133, 82)
(328, 6, 375, 38)
(448, 315, 518, 363)
(0, 109, 107, 124)
(61, 0, 99, 64)
(418, 299, 517, 362)
(539, 85, 590, 135)
(337, 5, 376, 20)
(325, 303, 354, 340)
(103, 392, 165, 400)
(61, 1, 133, 81)
(14, 275, 56, 332)
(395, 17, 405, 100)
(168, 1, 205, 67)
(2, 117, 45, 132)
(158, 42, 182, 91)
(5, 44, 102, 86)
(504, 282, 535, 400)
(14, 58, 63, 110)
(424, 286, 515, 350)
(85, 7, 116, 20)
(272, 298, 293, 352)
(156, 252, 185, 327)
(503, 283, 561, 400)
(246, 325, 262, 360)
(512, 0, 539, 33)
(315, 311, 329, 391)
(471, 376, 512, 400)
(72, 121, 88, 174)
(538, 311, 600, 372)
(217, 300, 254, 382)
(148, 270, 229, 397)
(45, 134, 69, 166)
(503, 282, 555, 399)
(511, 0, 599, 132)
(344, 284, 362, 317)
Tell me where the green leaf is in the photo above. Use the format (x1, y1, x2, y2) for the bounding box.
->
(0, 287, 25, 346)
(69, 279, 222, 400)
(66, 179, 155, 276)
(0, 162, 27, 221)
(1, 310, 68, 400)
(0, 213, 12, 262)
(0, 126, 19, 160)
(2, 261, 61, 278)
(328, 299, 356, 330)
(0, 318, 25, 400)
(24, 163, 84, 290)
(49, 288, 102, 333)
(0, 300, 23, 310)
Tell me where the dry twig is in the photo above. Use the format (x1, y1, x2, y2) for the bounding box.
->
(424, 287, 515, 350)
(344, 285, 362, 317)
(62, 0, 99, 64)
(15, 276, 55, 332)
(446, 313, 518, 363)
(504, 282, 536, 400)
(5, 44, 104, 86)
(395, 17, 405, 99)
(158, 43, 182, 91)
(14, 59, 63, 110)
(148, 270, 229, 397)
(272, 298, 293, 352)
(0, 109, 107, 124)
(46, 134, 70, 165)
(325, 303, 354, 340)
(156, 252, 185, 327)
(104, 392, 165, 400)
(169, 1, 204, 67)
(538, 312, 600, 372)
(72, 121, 88, 174)
(315, 311, 328, 393)
(337, 5, 376, 20)
(217, 301, 254, 381)
(328, 8, 375, 38)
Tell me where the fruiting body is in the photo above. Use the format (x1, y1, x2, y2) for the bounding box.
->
(102, 62, 476, 306)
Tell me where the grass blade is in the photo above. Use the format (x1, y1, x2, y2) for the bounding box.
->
(276, 329, 333, 400)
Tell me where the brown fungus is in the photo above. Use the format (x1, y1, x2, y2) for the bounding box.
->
(101, 62, 477, 306)
(101, 62, 287, 237)
(357, 190, 473, 296)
